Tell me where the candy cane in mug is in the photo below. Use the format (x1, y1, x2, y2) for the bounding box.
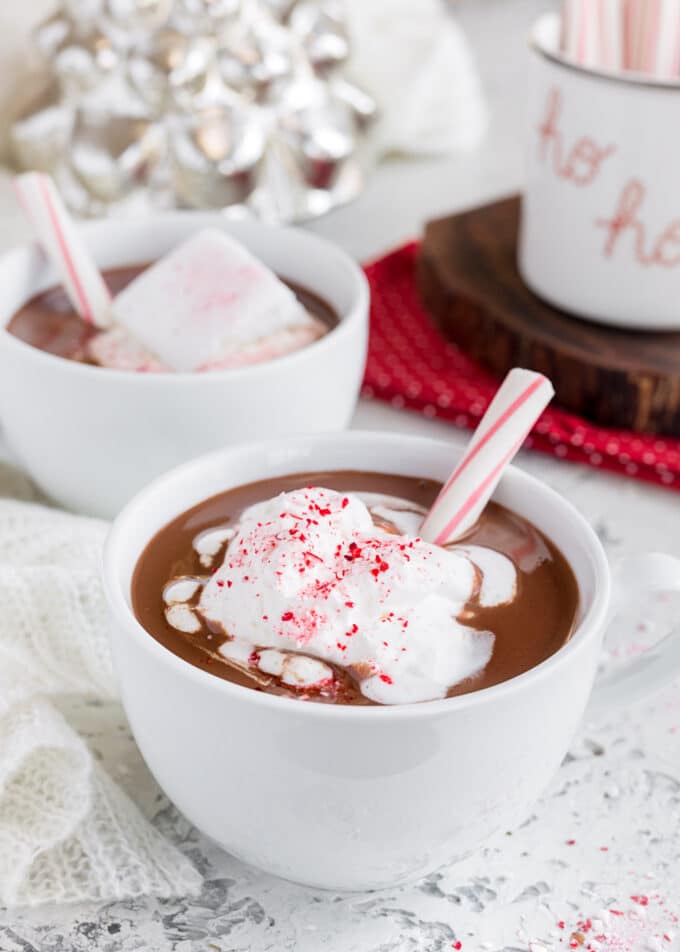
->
(420, 369, 555, 546)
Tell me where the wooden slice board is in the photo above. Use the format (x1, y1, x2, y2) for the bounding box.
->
(417, 195, 680, 435)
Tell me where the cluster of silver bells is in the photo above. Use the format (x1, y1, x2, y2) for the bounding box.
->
(11, 0, 377, 221)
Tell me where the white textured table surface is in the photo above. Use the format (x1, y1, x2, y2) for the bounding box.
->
(1, 2, 680, 950)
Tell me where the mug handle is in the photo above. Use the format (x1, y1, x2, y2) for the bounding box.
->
(584, 553, 680, 724)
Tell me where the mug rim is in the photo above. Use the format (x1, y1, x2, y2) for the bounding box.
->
(0, 211, 369, 386)
(103, 430, 611, 721)
(530, 11, 680, 92)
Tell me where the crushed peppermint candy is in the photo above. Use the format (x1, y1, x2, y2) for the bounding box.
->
(552, 895, 678, 951)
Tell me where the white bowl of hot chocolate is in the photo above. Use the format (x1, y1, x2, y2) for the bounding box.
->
(0, 174, 368, 517)
(104, 373, 680, 890)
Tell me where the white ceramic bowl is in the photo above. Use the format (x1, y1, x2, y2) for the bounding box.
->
(519, 13, 680, 329)
(0, 213, 368, 518)
(103, 431, 680, 891)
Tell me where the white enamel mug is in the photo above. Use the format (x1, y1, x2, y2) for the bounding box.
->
(519, 13, 680, 329)
(0, 214, 368, 518)
(103, 431, 680, 891)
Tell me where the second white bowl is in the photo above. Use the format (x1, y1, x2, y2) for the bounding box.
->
(0, 213, 369, 517)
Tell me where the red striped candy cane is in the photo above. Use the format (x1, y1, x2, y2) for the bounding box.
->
(419, 369, 555, 547)
(14, 172, 112, 328)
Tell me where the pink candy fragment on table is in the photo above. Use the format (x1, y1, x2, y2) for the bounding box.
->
(111, 228, 323, 373)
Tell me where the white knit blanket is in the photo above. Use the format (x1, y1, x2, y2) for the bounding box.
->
(0, 463, 201, 907)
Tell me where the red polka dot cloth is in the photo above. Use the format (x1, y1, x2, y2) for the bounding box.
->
(361, 243, 680, 491)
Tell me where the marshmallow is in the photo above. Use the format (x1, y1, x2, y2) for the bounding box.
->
(165, 603, 202, 633)
(193, 526, 236, 568)
(163, 577, 203, 605)
(256, 649, 334, 688)
(455, 545, 517, 607)
(112, 228, 323, 372)
(356, 492, 427, 537)
(219, 638, 254, 666)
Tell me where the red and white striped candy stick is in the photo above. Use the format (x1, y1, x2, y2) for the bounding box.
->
(625, 0, 680, 76)
(562, 0, 586, 64)
(624, 0, 645, 71)
(562, 0, 598, 67)
(14, 172, 112, 329)
(633, 0, 661, 72)
(562, 0, 625, 71)
(644, 0, 680, 78)
(419, 369, 554, 547)
(597, 0, 625, 72)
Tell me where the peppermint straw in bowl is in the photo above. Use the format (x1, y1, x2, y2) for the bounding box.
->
(419, 368, 554, 547)
(14, 172, 112, 329)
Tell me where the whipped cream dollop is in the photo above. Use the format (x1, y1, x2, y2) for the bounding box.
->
(176, 486, 518, 705)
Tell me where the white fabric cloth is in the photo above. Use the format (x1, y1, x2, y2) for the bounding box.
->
(346, 0, 488, 157)
(0, 482, 202, 907)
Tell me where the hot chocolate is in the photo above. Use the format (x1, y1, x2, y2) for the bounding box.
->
(132, 471, 578, 706)
(7, 266, 337, 367)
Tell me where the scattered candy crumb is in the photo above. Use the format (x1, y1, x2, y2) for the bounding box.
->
(551, 894, 677, 951)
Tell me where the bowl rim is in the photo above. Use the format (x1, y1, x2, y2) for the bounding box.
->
(103, 430, 611, 721)
(0, 211, 369, 385)
(530, 11, 680, 92)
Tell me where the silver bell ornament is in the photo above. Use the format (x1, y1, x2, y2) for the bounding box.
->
(216, 10, 293, 100)
(54, 27, 120, 98)
(10, 79, 74, 173)
(32, 12, 73, 60)
(170, 96, 266, 207)
(260, 0, 298, 22)
(105, 0, 173, 31)
(289, 1, 349, 73)
(62, 0, 105, 21)
(175, 0, 241, 33)
(70, 107, 164, 202)
(12, 0, 377, 223)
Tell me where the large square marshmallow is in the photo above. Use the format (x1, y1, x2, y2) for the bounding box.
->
(111, 229, 323, 372)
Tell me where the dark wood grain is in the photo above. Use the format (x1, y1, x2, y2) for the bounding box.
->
(417, 195, 680, 434)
